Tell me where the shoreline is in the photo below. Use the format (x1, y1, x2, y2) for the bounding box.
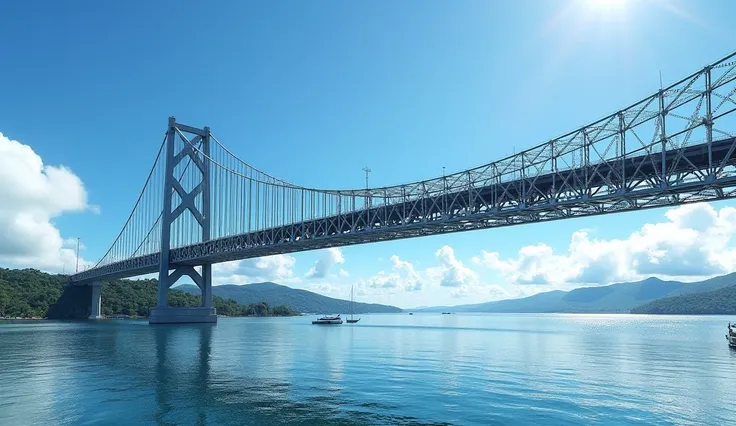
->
(1, 314, 304, 322)
(4, 312, 736, 324)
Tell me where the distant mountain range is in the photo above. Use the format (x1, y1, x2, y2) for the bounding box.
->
(631, 284, 736, 315)
(176, 272, 736, 316)
(416, 273, 736, 314)
(175, 282, 402, 314)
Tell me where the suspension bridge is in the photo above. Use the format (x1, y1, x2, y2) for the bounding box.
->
(70, 51, 736, 324)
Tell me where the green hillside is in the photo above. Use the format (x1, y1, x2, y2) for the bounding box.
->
(97, 278, 298, 317)
(0, 268, 298, 318)
(0, 268, 67, 318)
(631, 284, 736, 314)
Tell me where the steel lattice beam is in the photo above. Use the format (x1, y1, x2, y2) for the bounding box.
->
(70, 136, 736, 284)
(70, 51, 736, 285)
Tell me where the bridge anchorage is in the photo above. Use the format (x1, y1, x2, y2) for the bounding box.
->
(71, 50, 736, 324)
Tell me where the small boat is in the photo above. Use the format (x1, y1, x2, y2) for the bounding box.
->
(346, 284, 360, 324)
(727, 322, 736, 348)
(312, 315, 343, 325)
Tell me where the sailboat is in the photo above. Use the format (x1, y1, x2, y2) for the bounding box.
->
(346, 284, 360, 324)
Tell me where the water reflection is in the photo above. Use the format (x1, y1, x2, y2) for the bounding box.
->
(143, 321, 448, 426)
(153, 324, 212, 425)
(2, 316, 736, 425)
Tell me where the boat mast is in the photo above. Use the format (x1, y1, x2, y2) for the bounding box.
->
(350, 284, 354, 320)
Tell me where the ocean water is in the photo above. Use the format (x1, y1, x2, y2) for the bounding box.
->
(1, 314, 735, 425)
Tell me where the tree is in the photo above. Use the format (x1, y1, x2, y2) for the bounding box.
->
(0, 290, 8, 317)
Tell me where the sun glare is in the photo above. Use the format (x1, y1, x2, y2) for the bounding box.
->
(586, 0, 628, 11)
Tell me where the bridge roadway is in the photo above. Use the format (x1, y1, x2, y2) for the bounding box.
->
(71, 137, 736, 284)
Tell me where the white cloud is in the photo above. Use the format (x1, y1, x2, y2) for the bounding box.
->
(354, 246, 479, 300)
(357, 247, 492, 300)
(305, 247, 345, 279)
(305, 282, 342, 297)
(354, 246, 512, 303)
(213, 254, 299, 285)
(0, 132, 93, 272)
(474, 203, 736, 286)
(365, 271, 400, 289)
(362, 255, 422, 292)
(389, 255, 422, 291)
(474, 244, 581, 285)
(428, 245, 479, 288)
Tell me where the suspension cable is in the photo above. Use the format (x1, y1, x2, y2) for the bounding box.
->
(93, 134, 167, 267)
(129, 138, 204, 258)
(210, 135, 302, 188)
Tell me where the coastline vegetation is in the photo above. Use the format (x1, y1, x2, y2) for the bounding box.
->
(0, 268, 299, 319)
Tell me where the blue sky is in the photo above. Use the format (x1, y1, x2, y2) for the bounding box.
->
(1, 0, 736, 308)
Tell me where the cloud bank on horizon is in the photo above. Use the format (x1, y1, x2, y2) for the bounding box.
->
(472, 203, 736, 288)
(2, 131, 736, 307)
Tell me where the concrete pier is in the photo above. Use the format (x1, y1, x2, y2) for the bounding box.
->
(150, 265, 217, 324)
(88, 282, 103, 319)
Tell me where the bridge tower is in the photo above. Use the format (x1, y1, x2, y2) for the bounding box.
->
(149, 117, 217, 324)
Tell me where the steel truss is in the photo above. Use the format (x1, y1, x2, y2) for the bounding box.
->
(70, 51, 736, 284)
(154, 117, 213, 307)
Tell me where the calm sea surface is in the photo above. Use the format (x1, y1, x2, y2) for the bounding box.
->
(1, 314, 735, 425)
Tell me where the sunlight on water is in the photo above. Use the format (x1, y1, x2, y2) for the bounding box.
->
(1, 314, 735, 425)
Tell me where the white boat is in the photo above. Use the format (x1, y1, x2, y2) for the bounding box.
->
(728, 323, 736, 348)
(312, 314, 343, 325)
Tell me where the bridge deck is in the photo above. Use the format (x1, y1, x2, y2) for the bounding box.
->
(71, 137, 736, 284)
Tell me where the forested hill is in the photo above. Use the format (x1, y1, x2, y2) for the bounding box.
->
(0, 268, 298, 318)
(175, 282, 402, 314)
(0, 268, 67, 318)
(631, 284, 736, 315)
(94, 279, 299, 317)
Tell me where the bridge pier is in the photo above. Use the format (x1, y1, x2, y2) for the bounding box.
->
(88, 282, 103, 320)
(149, 265, 217, 324)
